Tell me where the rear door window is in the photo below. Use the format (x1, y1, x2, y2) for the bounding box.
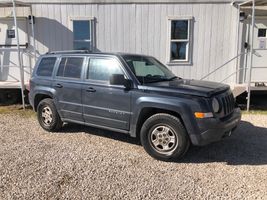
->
(36, 57, 57, 77)
(57, 57, 84, 79)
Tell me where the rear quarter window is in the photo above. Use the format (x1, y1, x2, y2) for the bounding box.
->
(36, 57, 57, 77)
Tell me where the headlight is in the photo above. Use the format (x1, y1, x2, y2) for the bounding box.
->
(212, 98, 220, 113)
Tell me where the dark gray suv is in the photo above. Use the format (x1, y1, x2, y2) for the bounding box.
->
(29, 51, 241, 161)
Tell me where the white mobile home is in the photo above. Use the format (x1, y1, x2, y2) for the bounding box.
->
(0, 0, 266, 108)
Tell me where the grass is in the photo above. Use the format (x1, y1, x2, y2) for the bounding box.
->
(0, 105, 36, 118)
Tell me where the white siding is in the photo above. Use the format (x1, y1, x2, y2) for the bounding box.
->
(0, 2, 239, 84)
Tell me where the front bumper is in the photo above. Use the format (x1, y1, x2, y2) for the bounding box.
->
(190, 108, 241, 146)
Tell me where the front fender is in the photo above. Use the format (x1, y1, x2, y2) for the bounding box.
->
(129, 96, 200, 137)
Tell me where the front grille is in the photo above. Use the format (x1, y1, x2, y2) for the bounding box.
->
(220, 93, 235, 116)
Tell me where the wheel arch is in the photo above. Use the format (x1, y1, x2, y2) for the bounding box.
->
(34, 93, 53, 111)
(133, 106, 189, 140)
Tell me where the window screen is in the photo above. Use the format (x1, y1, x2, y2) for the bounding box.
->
(170, 20, 189, 61)
(57, 57, 84, 79)
(258, 29, 266, 38)
(171, 20, 188, 40)
(169, 19, 191, 62)
(73, 20, 93, 51)
(36, 57, 57, 77)
(87, 58, 123, 82)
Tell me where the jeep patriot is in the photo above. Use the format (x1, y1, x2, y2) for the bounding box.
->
(29, 51, 241, 161)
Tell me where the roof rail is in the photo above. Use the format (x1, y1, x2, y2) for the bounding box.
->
(46, 50, 90, 54)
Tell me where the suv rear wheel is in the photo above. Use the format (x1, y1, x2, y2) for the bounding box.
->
(140, 113, 189, 161)
(37, 98, 63, 132)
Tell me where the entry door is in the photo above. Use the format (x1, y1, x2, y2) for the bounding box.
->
(243, 18, 267, 83)
(0, 18, 29, 82)
(53, 56, 85, 122)
(82, 57, 131, 130)
(251, 19, 267, 82)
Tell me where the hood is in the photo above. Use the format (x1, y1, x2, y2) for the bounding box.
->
(141, 79, 230, 97)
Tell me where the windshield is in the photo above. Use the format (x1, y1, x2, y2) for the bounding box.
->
(122, 55, 177, 84)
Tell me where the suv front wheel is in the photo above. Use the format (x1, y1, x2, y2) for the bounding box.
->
(37, 98, 63, 132)
(140, 113, 190, 161)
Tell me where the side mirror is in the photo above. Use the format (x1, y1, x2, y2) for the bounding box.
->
(110, 74, 132, 90)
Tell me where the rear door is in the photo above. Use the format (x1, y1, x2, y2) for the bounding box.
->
(53, 56, 85, 122)
(81, 56, 132, 130)
(242, 18, 267, 83)
(0, 18, 29, 82)
(251, 19, 267, 83)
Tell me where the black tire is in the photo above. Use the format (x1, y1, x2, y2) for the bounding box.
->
(37, 98, 63, 132)
(140, 113, 190, 161)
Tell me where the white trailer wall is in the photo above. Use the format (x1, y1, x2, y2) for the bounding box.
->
(1, 1, 239, 84)
(0, 6, 32, 86)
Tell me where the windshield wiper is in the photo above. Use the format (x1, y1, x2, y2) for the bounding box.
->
(153, 76, 179, 82)
(144, 78, 174, 83)
(140, 76, 181, 84)
(168, 76, 182, 81)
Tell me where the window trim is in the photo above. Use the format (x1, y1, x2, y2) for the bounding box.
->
(55, 56, 86, 80)
(69, 16, 95, 51)
(166, 16, 193, 65)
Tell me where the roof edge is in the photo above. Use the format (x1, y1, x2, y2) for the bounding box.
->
(14, 0, 234, 4)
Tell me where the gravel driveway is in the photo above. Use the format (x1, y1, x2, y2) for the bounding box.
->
(0, 112, 267, 199)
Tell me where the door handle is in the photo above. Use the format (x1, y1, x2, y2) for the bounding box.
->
(55, 83, 63, 88)
(86, 87, 96, 93)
